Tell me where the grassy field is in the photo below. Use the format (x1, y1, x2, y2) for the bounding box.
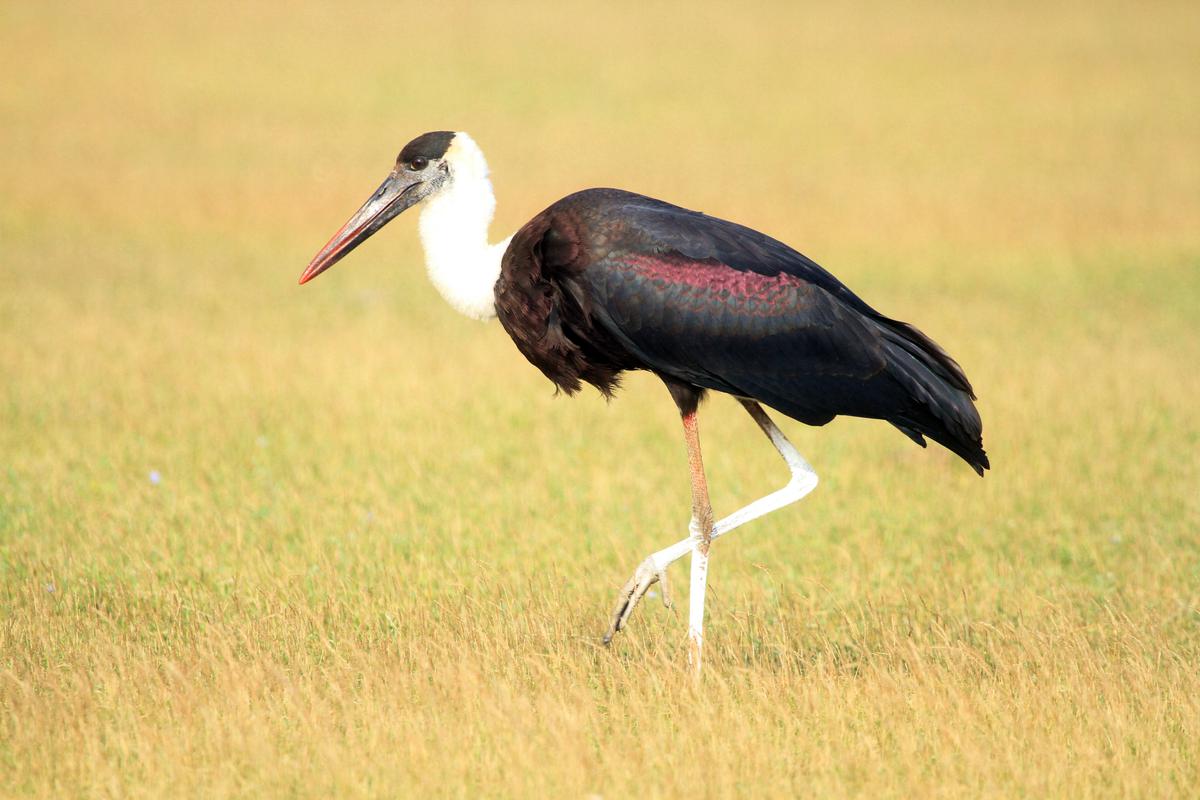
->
(2, 1, 1199, 796)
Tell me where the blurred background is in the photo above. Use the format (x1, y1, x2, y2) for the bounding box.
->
(2, 1, 1198, 796)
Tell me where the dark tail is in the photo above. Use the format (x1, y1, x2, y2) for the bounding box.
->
(875, 317, 990, 476)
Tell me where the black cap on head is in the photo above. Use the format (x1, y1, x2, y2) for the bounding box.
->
(398, 131, 456, 165)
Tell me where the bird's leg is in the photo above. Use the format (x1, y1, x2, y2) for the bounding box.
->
(681, 408, 714, 678)
(603, 400, 818, 647)
(601, 408, 709, 645)
(718, 399, 820, 535)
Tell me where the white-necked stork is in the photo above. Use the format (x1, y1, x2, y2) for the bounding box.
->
(300, 131, 988, 674)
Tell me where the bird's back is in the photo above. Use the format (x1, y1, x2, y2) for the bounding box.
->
(495, 188, 988, 474)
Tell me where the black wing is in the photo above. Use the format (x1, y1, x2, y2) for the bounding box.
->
(574, 191, 988, 473)
(608, 193, 886, 316)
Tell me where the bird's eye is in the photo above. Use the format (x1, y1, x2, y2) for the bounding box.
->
(409, 157, 428, 171)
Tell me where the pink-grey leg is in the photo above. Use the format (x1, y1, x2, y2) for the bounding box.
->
(603, 400, 819, 678)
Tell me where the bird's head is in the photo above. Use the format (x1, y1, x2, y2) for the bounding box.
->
(299, 130, 485, 285)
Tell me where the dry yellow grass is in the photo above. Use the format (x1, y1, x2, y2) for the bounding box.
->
(2, 1, 1199, 797)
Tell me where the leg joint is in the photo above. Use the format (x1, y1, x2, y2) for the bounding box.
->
(786, 465, 819, 498)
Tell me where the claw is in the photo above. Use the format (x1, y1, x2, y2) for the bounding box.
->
(603, 557, 670, 645)
(659, 566, 673, 610)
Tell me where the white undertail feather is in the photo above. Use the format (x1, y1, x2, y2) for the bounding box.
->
(417, 132, 512, 321)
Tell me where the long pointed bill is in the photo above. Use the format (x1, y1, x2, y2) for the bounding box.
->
(299, 172, 424, 285)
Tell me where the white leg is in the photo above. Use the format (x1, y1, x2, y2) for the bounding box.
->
(604, 401, 818, 645)
(687, 517, 710, 676)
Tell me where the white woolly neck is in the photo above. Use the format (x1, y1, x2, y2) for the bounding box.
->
(417, 132, 511, 321)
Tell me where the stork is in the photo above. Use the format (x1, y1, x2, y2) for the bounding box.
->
(299, 131, 988, 675)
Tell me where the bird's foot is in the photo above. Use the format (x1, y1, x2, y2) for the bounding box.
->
(603, 556, 673, 644)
